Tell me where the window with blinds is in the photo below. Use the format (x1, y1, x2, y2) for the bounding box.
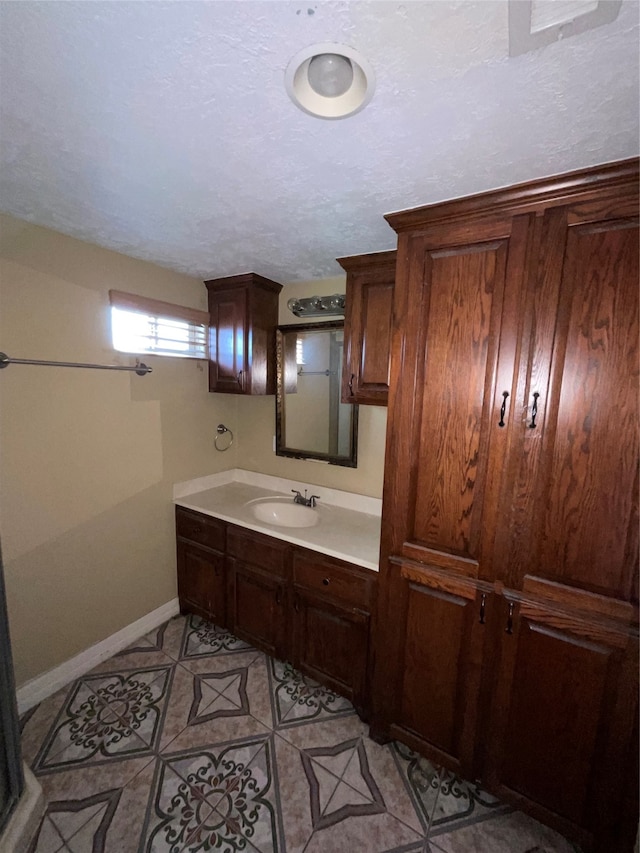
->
(109, 290, 209, 360)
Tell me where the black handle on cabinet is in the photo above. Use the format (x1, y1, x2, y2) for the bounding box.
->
(236, 370, 243, 388)
(348, 374, 355, 397)
(294, 594, 300, 613)
(479, 593, 486, 624)
(322, 578, 330, 587)
(498, 391, 509, 428)
(528, 392, 540, 429)
(505, 601, 514, 635)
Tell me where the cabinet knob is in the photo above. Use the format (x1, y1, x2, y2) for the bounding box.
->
(322, 577, 330, 586)
(192, 526, 201, 535)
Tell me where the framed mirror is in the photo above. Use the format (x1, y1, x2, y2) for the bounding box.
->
(276, 321, 358, 467)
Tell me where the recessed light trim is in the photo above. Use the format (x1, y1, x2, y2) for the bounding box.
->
(285, 43, 375, 120)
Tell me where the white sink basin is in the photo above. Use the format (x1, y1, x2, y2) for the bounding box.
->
(246, 497, 319, 528)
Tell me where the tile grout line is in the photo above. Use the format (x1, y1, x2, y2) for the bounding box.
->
(28, 612, 582, 853)
(30, 615, 406, 851)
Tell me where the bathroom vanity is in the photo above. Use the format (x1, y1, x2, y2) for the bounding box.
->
(174, 472, 380, 718)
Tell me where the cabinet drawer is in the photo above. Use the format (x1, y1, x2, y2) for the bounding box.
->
(293, 551, 373, 610)
(176, 507, 226, 552)
(227, 525, 289, 577)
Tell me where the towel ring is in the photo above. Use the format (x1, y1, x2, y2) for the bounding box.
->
(214, 423, 233, 452)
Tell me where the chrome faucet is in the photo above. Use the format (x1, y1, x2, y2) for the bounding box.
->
(291, 489, 320, 508)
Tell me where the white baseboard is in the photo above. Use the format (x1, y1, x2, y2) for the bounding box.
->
(16, 598, 180, 715)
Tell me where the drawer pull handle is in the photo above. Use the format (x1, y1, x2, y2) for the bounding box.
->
(322, 578, 330, 586)
(498, 391, 509, 428)
(479, 593, 486, 624)
(506, 601, 514, 635)
(528, 391, 540, 429)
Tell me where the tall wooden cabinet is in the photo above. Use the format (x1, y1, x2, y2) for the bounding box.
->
(338, 250, 396, 405)
(205, 273, 282, 394)
(372, 160, 639, 853)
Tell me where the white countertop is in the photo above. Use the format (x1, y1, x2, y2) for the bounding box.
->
(173, 469, 382, 572)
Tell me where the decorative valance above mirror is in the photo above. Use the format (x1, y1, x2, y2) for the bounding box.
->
(275, 321, 358, 467)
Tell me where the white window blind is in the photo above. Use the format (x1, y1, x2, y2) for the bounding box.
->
(109, 290, 209, 360)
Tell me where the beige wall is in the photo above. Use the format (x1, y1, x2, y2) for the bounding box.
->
(0, 217, 387, 688)
(0, 215, 238, 685)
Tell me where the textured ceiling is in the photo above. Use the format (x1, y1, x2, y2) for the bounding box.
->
(0, 1, 638, 283)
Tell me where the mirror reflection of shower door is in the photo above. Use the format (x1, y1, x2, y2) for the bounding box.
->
(328, 331, 353, 458)
(328, 331, 340, 456)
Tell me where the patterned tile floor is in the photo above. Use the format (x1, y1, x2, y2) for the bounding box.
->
(21, 614, 582, 853)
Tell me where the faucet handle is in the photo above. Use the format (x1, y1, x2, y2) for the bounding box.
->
(309, 495, 320, 507)
(291, 489, 302, 496)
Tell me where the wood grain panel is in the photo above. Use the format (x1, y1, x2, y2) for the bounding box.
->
(539, 220, 639, 597)
(391, 561, 489, 773)
(226, 524, 289, 577)
(400, 544, 480, 578)
(293, 589, 369, 707)
(500, 617, 611, 824)
(397, 558, 485, 600)
(208, 288, 246, 392)
(385, 159, 638, 233)
(400, 583, 468, 754)
(293, 550, 372, 608)
(483, 594, 638, 851)
(206, 273, 281, 395)
(176, 507, 226, 553)
(412, 241, 507, 557)
(229, 560, 285, 658)
(522, 575, 635, 623)
(360, 280, 394, 387)
(176, 541, 226, 625)
(374, 162, 639, 852)
(339, 250, 396, 405)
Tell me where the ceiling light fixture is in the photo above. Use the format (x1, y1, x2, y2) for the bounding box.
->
(285, 43, 375, 120)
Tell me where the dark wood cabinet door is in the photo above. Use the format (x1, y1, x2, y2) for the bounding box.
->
(292, 587, 370, 714)
(496, 208, 639, 601)
(177, 541, 226, 625)
(228, 559, 286, 658)
(205, 273, 282, 395)
(483, 594, 638, 851)
(381, 215, 533, 581)
(208, 286, 247, 393)
(381, 559, 491, 779)
(339, 251, 396, 406)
